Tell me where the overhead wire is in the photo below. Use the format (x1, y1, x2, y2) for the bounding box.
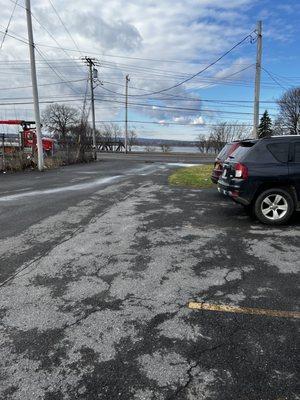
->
(0, 7, 289, 129)
(0, 95, 274, 118)
(0, 0, 18, 50)
(98, 64, 255, 98)
(2, 15, 256, 96)
(0, 27, 28, 45)
(16, 0, 86, 79)
(34, 47, 85, 96)
(48, 0, 84, 58)
(94, 30, 256, 97)
(94, 120, 254, 127)
(0, 78, 87, 91)
(262, 67, 289, 91)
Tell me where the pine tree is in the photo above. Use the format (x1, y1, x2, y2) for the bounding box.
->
(258, 110, 273, 138)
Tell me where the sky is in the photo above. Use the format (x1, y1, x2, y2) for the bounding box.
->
(0, 0, 299, 140)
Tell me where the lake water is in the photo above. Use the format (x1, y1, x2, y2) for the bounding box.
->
(131, 145, 199, 153)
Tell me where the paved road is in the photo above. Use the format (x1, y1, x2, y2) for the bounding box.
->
(0, 158, 299, 400)
(98, 152, 214, 163)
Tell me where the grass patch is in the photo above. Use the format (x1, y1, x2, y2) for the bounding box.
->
(168, 164, 214, 189)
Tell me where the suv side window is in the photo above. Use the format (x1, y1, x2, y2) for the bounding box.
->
(267, 142, 289, 163)
(294, 142, 300, 162)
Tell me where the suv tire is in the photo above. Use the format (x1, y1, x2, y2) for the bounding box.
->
(254, 188, 294, 225)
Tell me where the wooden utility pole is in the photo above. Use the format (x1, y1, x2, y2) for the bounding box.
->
(125, 74, 130, 154)
(25, 0, 44, 171)
(253, 21, 262, 138)
(1, 134, 5, 171)
(83, 57, 98, 160)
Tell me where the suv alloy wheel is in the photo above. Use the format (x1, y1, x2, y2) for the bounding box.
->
(254, 188, 294, 225)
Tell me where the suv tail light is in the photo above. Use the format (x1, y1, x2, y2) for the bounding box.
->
(214, 161, 222, 170)
(235, 163, 248, 179)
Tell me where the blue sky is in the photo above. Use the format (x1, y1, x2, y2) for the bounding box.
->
(0, 0, 299, 140)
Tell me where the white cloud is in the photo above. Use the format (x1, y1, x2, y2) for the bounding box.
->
(172, 115, 204, 125)
(191, 116, 204, 125)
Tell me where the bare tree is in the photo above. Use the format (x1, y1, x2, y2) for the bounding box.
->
(209, 122, 251, 153)
(160, 143, 172, 153)
(98, 123, 122, 142)
(72, 119, 92, 143)
(42, 104, 80, 140)
(128, 129, 138, 151)
(275, 87, 300, 135)
(144, 144, 156, 152)
(273, 116, 290, 136)
(196, 134, 209, 153)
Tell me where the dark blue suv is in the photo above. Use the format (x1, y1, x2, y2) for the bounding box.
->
(218, 136, 300, 225)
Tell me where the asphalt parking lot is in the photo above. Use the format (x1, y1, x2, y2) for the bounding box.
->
(0, 158, 299, 400)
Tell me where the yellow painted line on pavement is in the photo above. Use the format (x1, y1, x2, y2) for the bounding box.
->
(188, 302, 300, 319)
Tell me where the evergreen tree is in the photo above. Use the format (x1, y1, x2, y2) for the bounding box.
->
(258, 110, 273, 138)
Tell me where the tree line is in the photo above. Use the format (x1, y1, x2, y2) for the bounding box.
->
(41, 104, 138, 150)
(197, 87, 300, 153)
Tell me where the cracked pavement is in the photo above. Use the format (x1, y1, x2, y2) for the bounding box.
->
(0, 158, 299, 400)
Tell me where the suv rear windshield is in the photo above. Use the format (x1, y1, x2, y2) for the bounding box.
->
(217, 144, 232, 160)
(228, 142, 255, 161)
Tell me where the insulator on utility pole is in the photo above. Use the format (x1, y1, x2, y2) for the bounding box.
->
(253, 20, 262, 138)
(125, 74, 130, 154)
(25, 0, 44, 171)
(93, 68, 98, 79)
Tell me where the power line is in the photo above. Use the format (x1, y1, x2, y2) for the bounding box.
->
(0, 96, 272, 118)
(98, 58, 257, 81)
(98, 64, 255, 97)
(30, 14, 84, 74)
(1, 10, 255, 95)
(48, 0, 83, 57)
(0, 81, 281, 107)
(3, 1, 84, 76)
(95, 119, 253, 127)
(0, 78, 86, 91)
(104, 31, 256, 97)
(9, 7, 258, 66)
(35, 46, 85, 96)
(0, 27, 28, 45)
(0, 29, 292, 92)
(93, 97, 265, 116)
(99, 80, 281, 104)
(262, 67, 289, 91)
(0, 0, 18, 50)
(0, 98, 85, 106)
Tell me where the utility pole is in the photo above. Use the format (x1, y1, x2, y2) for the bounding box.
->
(25, 0, 44, 171)
(1, 134, 5, 171)
(83, 57, 98, 160)
(253, 20, 262, 138)
(125, 74, 130, 154)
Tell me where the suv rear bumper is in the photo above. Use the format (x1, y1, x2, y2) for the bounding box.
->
(218, 181, 250, 206)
